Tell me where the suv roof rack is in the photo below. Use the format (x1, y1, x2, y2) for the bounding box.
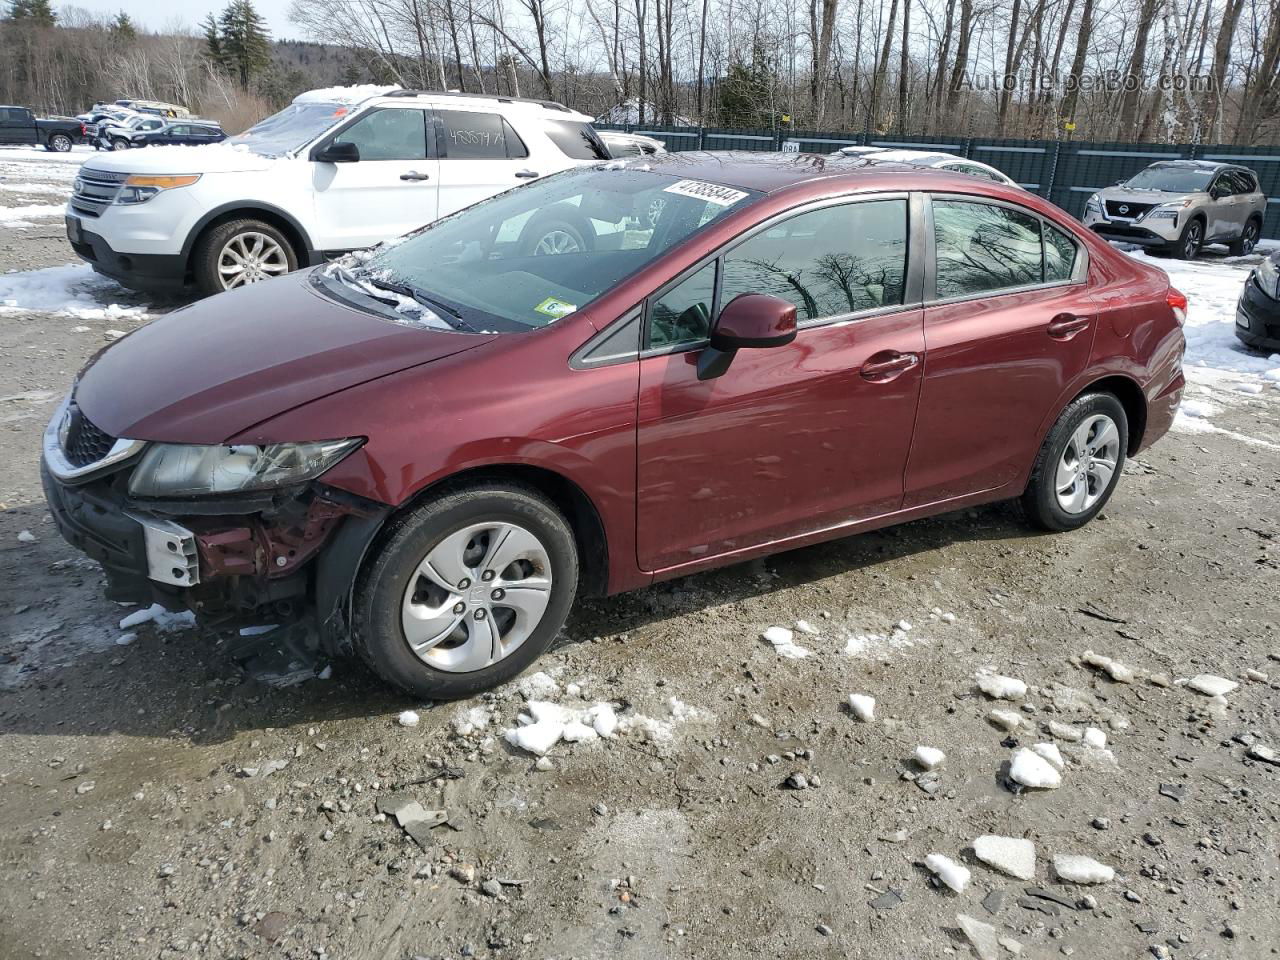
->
(384, 89, 571, 112)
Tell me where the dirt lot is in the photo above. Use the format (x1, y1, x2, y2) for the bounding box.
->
(1, 147, 1279, 960)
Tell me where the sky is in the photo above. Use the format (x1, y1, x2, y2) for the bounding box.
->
(61, 0, 305, 40)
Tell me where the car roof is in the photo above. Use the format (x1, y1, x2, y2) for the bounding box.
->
(1149, 159, 1237, 172)
(632, 150, 960, 193)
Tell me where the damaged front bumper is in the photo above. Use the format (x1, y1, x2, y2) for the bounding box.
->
(40, 458, 390, 658)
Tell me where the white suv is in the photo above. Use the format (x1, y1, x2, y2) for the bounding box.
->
(65, 87, 610, 294)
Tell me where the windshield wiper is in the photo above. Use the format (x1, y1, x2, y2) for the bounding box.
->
(360, 275, 478, 333)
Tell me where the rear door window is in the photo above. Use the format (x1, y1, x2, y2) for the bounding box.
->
(720, 199, 909, 322)
(330, 108, 428, 161)
(932, 200, 1044, 298)
(436, 110, 528, 159)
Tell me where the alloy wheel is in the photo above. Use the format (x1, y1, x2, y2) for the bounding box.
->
(533, 229, 581, 256)
(1242, 222, 1258, 255)
(217, 231, 289, 289)
(1183, 222, 1202, 258)
(1055, 413, 1121, 514)
(50, 134, 71, 152)
(400, 521, 553, 673)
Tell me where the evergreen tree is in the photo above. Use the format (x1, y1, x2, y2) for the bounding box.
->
(201, 12, 223, 66)
(110, 11, 136, 39)
(716, 42, 779, 127)
(5, 0, 58, 25)
(218, 0, 272, 89)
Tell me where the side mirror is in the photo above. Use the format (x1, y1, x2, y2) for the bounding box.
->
(314, 141, 359, 163)
(698, 293, 797, 380)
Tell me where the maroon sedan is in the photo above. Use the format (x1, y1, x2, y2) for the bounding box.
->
(42, 153, 1186, 698)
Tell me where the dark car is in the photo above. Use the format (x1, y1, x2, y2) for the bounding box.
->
(41, 153, 1187, 699)
(1235, 248, 1280, 351)
(127, 120, 225, 148)
(0, 105, 84, 152)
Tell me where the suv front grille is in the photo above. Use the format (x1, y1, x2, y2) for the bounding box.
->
(70, 168, 129, 218)
(1104, 200, 1156, 220)
(63, 406, 116, 468)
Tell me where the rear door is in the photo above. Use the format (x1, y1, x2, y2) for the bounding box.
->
(432, 108, 535, 218)
(0, 107, 37, 145)
(904, 196, 1096, 508)
(309, 106, 440, 252)
(635, 195, 925, 571)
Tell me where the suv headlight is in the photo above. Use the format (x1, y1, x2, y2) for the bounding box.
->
(1144, 198, 1193, 221)
(128, 438, 362, 497)
(116, 174, 200, 205)
(1256, 257, 1280, 300)
(1084, 193, 1103, 216)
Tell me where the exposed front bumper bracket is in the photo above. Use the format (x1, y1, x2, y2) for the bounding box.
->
(126, 511, 201, 586)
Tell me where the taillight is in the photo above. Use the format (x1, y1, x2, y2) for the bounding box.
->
(1166, 287, 1187, 325)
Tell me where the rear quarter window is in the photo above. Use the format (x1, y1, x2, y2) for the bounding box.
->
(544, 120, 610, 161)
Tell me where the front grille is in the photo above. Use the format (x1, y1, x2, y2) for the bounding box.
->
(63, 406, 116, 468)
(70, 168, 128, 218)
(1104, 200, 1156, 220)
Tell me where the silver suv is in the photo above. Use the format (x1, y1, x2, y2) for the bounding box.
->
(1082, 160, 1265, 259)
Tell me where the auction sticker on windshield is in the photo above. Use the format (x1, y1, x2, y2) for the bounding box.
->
(534, 297, 578, 319)
(663, 180, 750, 207)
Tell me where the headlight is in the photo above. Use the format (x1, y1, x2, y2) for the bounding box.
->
(1143, 199, 1192, 221)
(116, 173, 200, 205)
(128, 438, 362, 497)
(1256, 257, 1280, 300)
(1084, 194, 1102, 216)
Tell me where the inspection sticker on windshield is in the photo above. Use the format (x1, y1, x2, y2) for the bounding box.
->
(663, 179, 749, 207)
(534, 297, 577, 319)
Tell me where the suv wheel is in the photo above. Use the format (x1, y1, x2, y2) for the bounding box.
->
(354, 483, 579, 700)
(47, 133, 72, 152)
(192, 219, 297, 295)
(110, 137, 130, 151)
(1228, 218, 1260, 257)
(1173, 218, 1203, 260)
(1021, 392, 1128, 532)
(519, 205, 593, 257)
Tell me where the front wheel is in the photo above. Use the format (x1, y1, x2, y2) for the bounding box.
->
(110, 137, 130, 151)
(1173, 218, 1203, 260)
(47, 133, 72, 152)
(1021, 393, 1128, 532)
(191, 218, 297, 295)
(354, 483, 579, 700)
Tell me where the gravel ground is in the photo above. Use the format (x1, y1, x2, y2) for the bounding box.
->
(1, 147, 1279, 960)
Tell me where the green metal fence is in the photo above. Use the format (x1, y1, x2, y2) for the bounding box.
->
(598, 123, 1280, 240)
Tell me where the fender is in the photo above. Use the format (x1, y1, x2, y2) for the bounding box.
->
(181, 200, 321, 265)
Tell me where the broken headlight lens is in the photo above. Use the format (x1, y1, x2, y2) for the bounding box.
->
(128, 438, 362, 498)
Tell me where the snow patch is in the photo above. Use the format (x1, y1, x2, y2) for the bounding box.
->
(972, 835, 1036, 881)
(847, 693, 875, 721)
(1053, 853, 1115, 884)
(0, 264, 150, 320)
(1009, 748, 1062, 789)
(761, 626, 810, 659)
(923, 853, 970, 893)
(975, 670, 1027, 700)
(117, 603, 195, 633)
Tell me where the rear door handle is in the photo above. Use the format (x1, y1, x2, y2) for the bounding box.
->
(514, 169, 540, 179)
(1047, 313, 1092, 340)
(860, 351, 920, 382)
(400, 171, 431, 181)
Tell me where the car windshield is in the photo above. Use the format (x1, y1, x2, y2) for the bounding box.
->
(1124, 166, 1214, 192)
(321, 165, 761, 333)
(232, 101, 351, 157)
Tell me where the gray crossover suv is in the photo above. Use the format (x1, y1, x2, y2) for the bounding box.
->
(1082, 160, 1265, 259)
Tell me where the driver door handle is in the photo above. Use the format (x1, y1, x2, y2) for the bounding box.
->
(400, 170, 431, 181)
(859, 350, 920, 382)
(514, 169, 540, 179)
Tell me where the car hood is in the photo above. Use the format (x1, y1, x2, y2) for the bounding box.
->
(74, 271, 494, 444)
(81, 142, 274, 175)
(1097, 186, 1200, 206)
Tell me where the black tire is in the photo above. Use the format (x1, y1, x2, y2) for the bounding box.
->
(47, 133, 72, 152)
(1228, 217, 1261, 257)
(111, 137, 130, 151)
(518, 205, 593, 257)
(1173, 217, 1203, 260)
(353, 482, 579, 701)
(1021, 392, 1129, 533)
(191, 218, 298, 296)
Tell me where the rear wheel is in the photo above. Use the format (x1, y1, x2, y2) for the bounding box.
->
(354, 483, 579, 700)
(192, 218, 297, 296)
(1021, 392, 1128, 532)
(47, 133, 72, 152)
(1173, 218, 1203, 260)
(1228, 218, 1260, 257)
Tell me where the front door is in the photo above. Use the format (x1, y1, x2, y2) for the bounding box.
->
(0, 107, 37, 145)
(433, 108, 536, 219)
(904, 196, 1097, 507)
(635, 197, 924, 572)
(310, 106, 440, 252)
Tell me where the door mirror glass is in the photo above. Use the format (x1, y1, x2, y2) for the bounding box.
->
(711, 293, 797, 350)
(315, 140, 360, 163)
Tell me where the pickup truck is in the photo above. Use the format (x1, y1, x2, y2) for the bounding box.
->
(0, 105, 84, 152)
